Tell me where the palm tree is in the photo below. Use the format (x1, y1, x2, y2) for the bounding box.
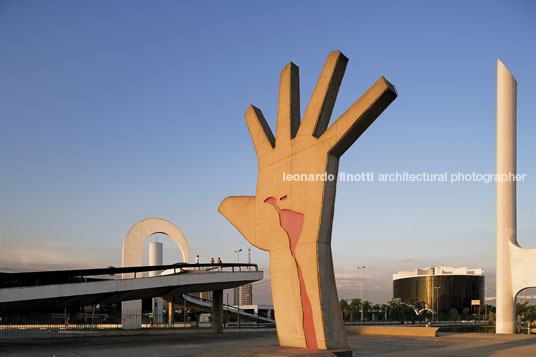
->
(362, 300, 372, 321)
(372, 304, 381, 321)
(388, 300, 405, 322)
(449, 307, 460, 321)
(350, 298, 361, 322)
(386, 300, 395, 321)
(380, 304, 389, 321)
(339, 299, 350, 322)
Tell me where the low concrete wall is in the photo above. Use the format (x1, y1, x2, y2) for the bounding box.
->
(346, 325, 439, 337)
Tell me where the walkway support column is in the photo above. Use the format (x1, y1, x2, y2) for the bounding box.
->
(168, 296, 174, 327)
(149, 242, 164, 324)
(212, 289, 223, 333)
(121, 300, 142, 329)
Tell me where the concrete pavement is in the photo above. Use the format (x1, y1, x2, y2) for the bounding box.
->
(0, 329, 535, 356)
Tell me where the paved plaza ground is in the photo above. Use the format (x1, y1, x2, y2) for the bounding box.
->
(1, 329, 535, 356)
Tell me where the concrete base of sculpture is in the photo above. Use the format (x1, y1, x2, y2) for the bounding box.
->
(346, 325, 438, 337)
(202, 346, 352, 357)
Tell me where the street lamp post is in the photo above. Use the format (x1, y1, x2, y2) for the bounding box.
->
(357, 266, 366, 323)
(226, 292, 229, 329)
(234, 249, 242, 328)
(484, 287, 490, 322)
(434, 286, 441, 322)
(234, 248, 242, 264)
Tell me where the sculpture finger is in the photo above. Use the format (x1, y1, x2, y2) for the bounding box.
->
(245, 105, 275, 157)
(276, 62, 300, 148)
(325, 76, 397, 158)
(297, 51, 347, 138)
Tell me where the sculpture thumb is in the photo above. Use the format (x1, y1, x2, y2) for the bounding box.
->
(218, 196, 259, 247)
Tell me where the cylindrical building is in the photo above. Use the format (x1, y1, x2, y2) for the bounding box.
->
(393, 266, 484, 315)
(149, 242, 163, 323)
(149, 242, 163, 277)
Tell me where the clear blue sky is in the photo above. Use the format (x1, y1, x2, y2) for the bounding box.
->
(1, 0, 535, 304)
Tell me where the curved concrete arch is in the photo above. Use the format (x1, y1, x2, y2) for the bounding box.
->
(121, 218, 190, 329)
(122, 218, 190, 276)
(515, 286, 536, 301)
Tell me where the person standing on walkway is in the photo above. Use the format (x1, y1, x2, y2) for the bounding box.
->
(195, 254, 200, 270)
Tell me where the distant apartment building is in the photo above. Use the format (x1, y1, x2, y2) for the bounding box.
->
(234, 283, 252, 305)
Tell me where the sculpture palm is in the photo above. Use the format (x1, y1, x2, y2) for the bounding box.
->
(219, 51, 397, 350)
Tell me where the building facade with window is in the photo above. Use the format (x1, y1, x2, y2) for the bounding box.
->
(393, 266, 485, 315)
(234, 283, 252, 306)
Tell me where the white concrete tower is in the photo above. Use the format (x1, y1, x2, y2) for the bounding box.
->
(149, 241, 163, 276)
(149, 241, 164, 324)
(496, 59, 517, 334)
(496, 59, 536, 333)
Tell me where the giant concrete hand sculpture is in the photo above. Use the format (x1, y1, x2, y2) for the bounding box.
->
(219, 51, 397, 350)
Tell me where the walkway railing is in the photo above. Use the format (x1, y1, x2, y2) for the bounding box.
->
(0, 308, 275, 335)
(0, 263, 259, 288)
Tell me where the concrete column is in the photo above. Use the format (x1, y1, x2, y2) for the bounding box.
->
(212, 289, 223, 333)
(121, 300, 142, 329)
(149, 242, 163, 324)
(496, 59, 517, 334)
(168, 296, 174, 326)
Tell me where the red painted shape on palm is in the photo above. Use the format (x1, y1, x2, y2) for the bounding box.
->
(265, 197, 318, 350)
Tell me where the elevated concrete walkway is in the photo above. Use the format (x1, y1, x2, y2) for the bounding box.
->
(181, 294, 274, 323)
(0, 270, 263, 313)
